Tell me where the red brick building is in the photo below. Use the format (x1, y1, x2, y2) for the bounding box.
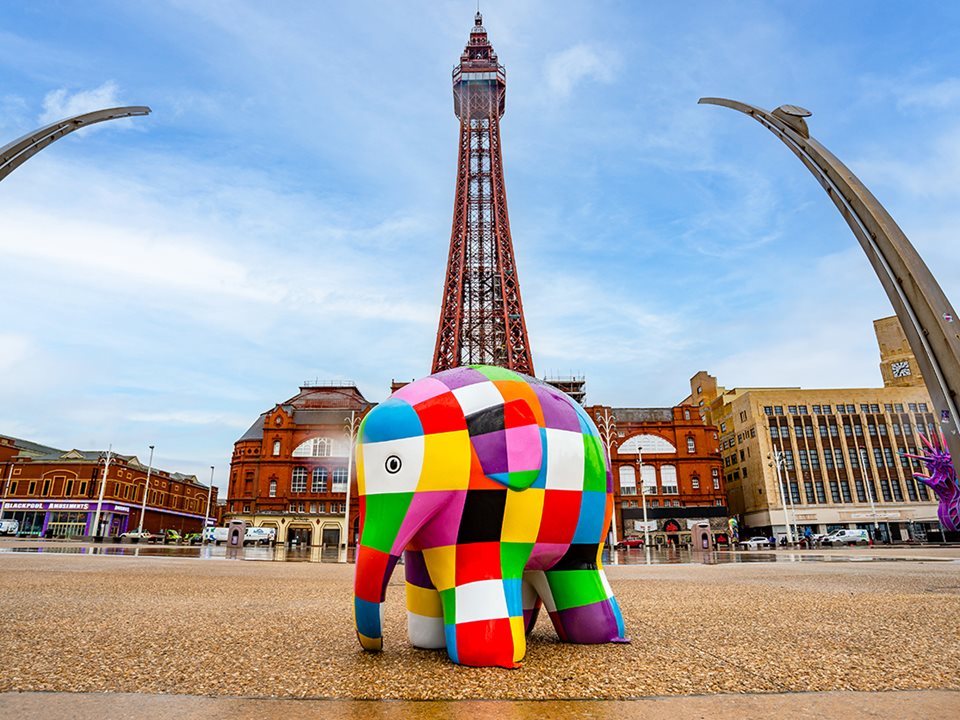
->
(0, 434, 218, 537)
(584, 405, 727, 545)
(226, 382, 372, 548)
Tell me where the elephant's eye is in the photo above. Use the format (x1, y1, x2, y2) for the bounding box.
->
(385, 455, 402, 474)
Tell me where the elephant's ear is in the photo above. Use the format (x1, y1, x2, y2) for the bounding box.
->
(466, 398, 543, 491)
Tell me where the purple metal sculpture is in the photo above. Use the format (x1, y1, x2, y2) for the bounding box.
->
(907, 430, 960, 532)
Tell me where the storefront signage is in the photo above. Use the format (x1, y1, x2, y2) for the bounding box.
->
(5, 502, 44, 510)
(848, 511, 902, 519)
(47, 503, 90, 511)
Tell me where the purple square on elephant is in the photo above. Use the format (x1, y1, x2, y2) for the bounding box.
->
(436, 366, 489, 390)
(471, 431, 509, 475)
(531, 383, 581, 432)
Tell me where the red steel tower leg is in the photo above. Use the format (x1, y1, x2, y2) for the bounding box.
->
(432, 13, 535, 376)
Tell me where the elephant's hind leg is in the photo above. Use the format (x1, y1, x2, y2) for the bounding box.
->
(440, 577, 526, 668)
(541, 562, 628, 644)
(521, 575, 543, 635)
(404, 549, 445, 649)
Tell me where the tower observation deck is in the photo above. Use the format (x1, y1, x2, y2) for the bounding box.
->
(432, 12, 535, 375)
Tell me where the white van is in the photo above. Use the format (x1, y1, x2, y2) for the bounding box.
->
(202, 526, 276, 546)
(0, 519, 19, 535)
(822, 528, 869, 546)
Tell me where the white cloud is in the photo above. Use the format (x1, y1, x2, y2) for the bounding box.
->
(39, 80, 122, 124)
(894, 77, 960, 110)
(127, 410, 249, 427)
(544, 44, 616, 99)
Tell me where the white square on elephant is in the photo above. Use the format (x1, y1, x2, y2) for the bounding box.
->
(451, 381, 505, 416)
(454, 580, 509, 624)
(360, 435, 425, 495)
(544, 428, 586, 490)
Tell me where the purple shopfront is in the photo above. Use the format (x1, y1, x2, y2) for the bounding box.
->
(1, 501, 130, 538)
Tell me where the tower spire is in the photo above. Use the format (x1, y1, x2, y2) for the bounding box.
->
(432, 14, 534, 375)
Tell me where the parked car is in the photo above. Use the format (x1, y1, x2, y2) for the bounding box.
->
(616, 535, 644, 549)
(821, 529, 869, 546)
(119, 530, 153, 541)
(182, 532, 203, 545)
(740, 536, 774, 549)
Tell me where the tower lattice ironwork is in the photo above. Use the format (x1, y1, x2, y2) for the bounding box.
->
(432, 13, 534, 375)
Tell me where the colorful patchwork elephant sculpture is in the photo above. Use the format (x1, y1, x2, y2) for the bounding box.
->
(353, 365, 628, 668)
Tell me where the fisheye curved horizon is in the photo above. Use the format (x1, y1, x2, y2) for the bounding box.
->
(699, 96, 960, 465)
(0, 105, 151, 183)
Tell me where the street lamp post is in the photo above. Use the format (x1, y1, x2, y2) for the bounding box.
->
(0, 462, 13, 521)
(137, 445, 154, 535)
(341, 410, 362, 563)
(91, 445, 113, 539)
(204, 466, 214, 531)
(636, 450, 650, 548)
(769, 448, 794, 545)
(593, 408, 618, 548)
(700, 97, 960, 466)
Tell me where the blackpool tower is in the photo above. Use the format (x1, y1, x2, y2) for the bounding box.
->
(431, 13, 535, 376)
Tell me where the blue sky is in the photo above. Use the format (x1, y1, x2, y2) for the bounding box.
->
(2, 1, 959, 492)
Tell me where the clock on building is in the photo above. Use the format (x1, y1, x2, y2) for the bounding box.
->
(892, 361, 911, 377)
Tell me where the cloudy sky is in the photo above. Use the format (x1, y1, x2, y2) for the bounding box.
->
(2, 1, 958, 491)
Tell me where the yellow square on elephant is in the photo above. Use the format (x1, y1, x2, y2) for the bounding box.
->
(501, 488, 544, 542)
(418, 431, 471, 492)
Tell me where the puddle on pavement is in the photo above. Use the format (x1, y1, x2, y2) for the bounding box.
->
(0, 544, 955, 565)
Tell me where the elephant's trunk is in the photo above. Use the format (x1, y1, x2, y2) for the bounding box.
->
(354, 547, 401, 651)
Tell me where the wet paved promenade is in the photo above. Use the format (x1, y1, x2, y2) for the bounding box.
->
(0, 541, 957, 717)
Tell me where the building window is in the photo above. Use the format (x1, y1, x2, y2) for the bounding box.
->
(661, 465, 678, 494)
(641, 465, 657, 495)
(788, 405, 797, 415)
(712, 469, 720, 489)
(269, 480, 277, 497)
(672, 500, 681, 507)
(332, 468, 349, 493)
(691, 475, 700, 490)
(292, 437, 334, 458)
(908, 403, 918, 412)
(618, 466, 637, 496)
(272, 440, 281, 456)
(684, 409, 691, 420)
(894, 403, 904, 412)
(812, 405, 821, 414)
(243, 504, 250, 513)
(764, 406, 773, 416)
(798, 406, 808, 415)
(311, 468, 328, 493)
(291, 467, 307, 493)
(289, 503, 296, 512)
(770, 425, 779, 438)
(919, 403, 928, 412)
(774, 406, 783, 415)
(714, 499, 723, 506)
(686, 437, 696, 454)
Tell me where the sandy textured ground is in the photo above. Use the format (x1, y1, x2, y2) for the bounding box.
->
(0, 546, 957, 701)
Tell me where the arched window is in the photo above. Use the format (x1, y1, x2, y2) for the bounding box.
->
(661, 465, 678, 494)
(691, 475, 700, 490)
(291, 467, 307, 493)
(272, 440, 281, 456)
(686, 436, 696, 454)
(684, 409, 691, 420)
(292, 437, 333, 458)
(332, 468, 349, 493)
(618, 466, 637, 495)
(268, 479, 277, 497)
(311, 467, 328, 493)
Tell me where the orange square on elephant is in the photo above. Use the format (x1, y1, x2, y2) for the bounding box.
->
(493, 380, 545, 426)
(535, 489, 581, 544)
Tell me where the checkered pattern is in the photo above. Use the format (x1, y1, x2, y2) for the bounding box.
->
(354, 365, 627, 668)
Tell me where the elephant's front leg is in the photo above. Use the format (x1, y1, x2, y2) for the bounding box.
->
(540, 565, 629, 644)
(423, 542, 527, 668)
(404, 549, 445, 649)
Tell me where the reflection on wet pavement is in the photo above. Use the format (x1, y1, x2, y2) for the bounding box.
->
(0, 543, 955, 564)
